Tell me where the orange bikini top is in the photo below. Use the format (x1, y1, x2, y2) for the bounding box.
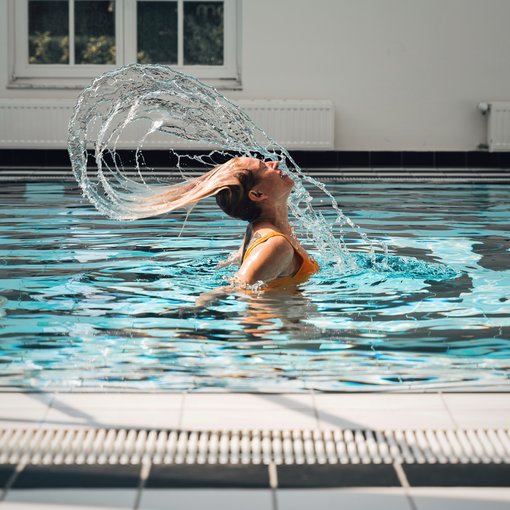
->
(242, 231, 320, 285)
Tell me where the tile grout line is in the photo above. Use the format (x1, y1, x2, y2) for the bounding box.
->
(133, 461, 151, 510)
(268, 462, 278, 489)
(40, 393, 56, 426)
(393, 463, 418, 510)
(269, 463, 279, 510)
(177, 393, 186, 430)
(310, 390, 321, 430)
(0, 461, 26, 502)
(439, 392, 460, 429)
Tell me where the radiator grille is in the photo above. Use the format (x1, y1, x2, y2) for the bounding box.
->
(0, 99, 334, 150)
(481, 101, 510, 152)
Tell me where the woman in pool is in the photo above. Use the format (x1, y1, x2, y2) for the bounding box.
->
(147, 156, 318, 287)
(215, 157, 319, 286)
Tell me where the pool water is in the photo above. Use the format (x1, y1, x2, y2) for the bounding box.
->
(1, 181, 509, 391)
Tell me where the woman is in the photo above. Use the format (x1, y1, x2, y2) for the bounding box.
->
(215, 157, 319, 286)
(142, 156, 319, 287)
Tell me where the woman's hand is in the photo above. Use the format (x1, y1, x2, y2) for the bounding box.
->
(215, 248, 242, 269)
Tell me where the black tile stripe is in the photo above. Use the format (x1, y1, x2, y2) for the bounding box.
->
(403, 151, 435, 168)
(1, 149, 509, 169)
(12, 464, 142, 489)
(146, 464, 270, 488)
(403, 463, 510, 487)
(277, 464, 401, 488)
(371, 151, 404, 168)
(0, 465, 16, 490)
(3, 463, 510, 489)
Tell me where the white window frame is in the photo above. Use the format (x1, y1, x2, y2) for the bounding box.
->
(8, 0, 241, 89)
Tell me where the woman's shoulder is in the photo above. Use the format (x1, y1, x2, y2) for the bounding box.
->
(249, 226, 289, 246)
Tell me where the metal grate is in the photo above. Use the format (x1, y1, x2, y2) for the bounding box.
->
(1, 428, 509, 466)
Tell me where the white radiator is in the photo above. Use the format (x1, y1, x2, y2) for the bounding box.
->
(0, 99, 334, 150)
(479, 101, 510, 152)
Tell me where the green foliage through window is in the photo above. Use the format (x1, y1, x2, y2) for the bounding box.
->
(184, 2, 224, 65)
(75, 1, 116, 64)
(29, 0, 69, 64)
(27, 0, 226, 67)
(137, 1, 178, 64)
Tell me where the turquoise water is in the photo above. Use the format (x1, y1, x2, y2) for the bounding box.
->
(1, 180, 509, 391)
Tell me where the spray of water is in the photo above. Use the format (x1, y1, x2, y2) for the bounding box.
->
(68, 63, 454, 279)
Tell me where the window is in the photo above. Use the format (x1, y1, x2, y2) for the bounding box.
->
(9, 0, 240, 88)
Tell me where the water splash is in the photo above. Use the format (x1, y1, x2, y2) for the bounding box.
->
(68, 63, 454, 279)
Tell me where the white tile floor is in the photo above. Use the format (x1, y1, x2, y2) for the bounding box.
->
(409, 488, 510, 510)
(1, 489, 136, 509)
(0, 394, 52, 429)
(3, 488, 510, 510)
(1, 392, 509, 431)
(314, 393, 457, 429)
(138, 489, 273, 510)
(276, 488, 411, 510)
(442, 393, 510, 428)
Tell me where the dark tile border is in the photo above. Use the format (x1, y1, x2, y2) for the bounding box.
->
(2, 149, 509, 170)
(371, 151, 403, 168)
(403, 463, 510, 487)
(467, 151, 501, 168)
(403, 151, 435, 168)
(277, 464, 401, 488)
(338, 151, 370, 168)
(12, 464, 142, 489)
(4, 463, 510, 490)
(0, 464, 16, 490)
(435, 151, 467, 168)
(146, 464, 270, 488)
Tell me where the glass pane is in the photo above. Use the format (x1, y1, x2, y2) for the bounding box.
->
(137, 1, 177, 64)
(184, 1, 223, 65)
(29, 0, 69, 64)
(75, 0, 115, 64)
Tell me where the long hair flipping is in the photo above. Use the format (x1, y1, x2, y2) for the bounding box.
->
(112, 157, 260, 221)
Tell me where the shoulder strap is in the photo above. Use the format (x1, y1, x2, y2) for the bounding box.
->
(242, 232, 291, 262)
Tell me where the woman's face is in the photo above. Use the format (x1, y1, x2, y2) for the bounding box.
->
(238, 157, 294, 200)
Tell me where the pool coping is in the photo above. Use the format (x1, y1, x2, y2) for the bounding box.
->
(1, 391, 509, 431)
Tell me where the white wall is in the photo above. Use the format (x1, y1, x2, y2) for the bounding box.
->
(1, 0, 510, 151)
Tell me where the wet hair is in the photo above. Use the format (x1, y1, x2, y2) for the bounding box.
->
(215, 169, 262, 261)
(215, 170, 262, 222)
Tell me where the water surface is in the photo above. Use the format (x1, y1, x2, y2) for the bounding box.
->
(1, 181, 509, 391)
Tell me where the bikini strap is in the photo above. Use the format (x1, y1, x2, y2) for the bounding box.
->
(242, 232, 293, 262)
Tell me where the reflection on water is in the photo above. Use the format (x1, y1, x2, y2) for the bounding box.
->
(0, 182, 509, 391)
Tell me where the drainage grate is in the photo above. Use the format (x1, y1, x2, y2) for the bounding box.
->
(1, 428, 509, 465)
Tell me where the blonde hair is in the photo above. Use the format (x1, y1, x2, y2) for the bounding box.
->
(116, 157, 255, 220)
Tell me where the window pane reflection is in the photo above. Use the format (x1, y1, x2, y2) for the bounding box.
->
(184, 1, 224, 65)
(137, 1, 178, 64)
(29, 0, 69, 64)
(75, 0, 116, 64)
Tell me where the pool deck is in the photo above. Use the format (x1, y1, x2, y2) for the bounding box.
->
(0, 392, 509, 509)
(1, 391, 509, 431)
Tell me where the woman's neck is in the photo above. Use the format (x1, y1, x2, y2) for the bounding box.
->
(254, 203, 292, 235)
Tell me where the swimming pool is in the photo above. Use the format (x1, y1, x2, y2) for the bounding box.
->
(0, 179, 509, 392)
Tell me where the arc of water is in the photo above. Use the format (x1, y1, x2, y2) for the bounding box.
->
(68, 63, 389, 272)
